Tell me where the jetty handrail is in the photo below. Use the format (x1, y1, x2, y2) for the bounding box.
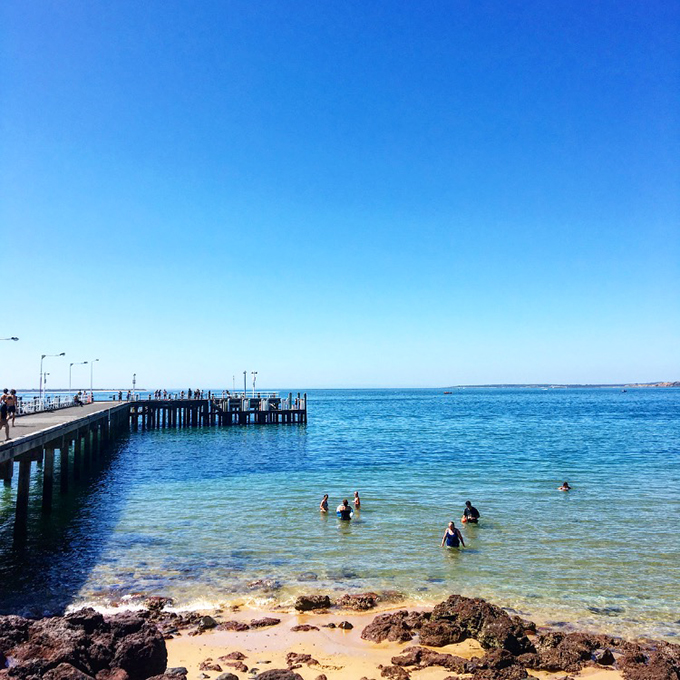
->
(17, 394, 92, 416)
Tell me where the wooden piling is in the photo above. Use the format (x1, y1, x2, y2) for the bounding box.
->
(14, 456, 32, 537)
(42, 446, 55, 513)
(59, 437, 69, 493)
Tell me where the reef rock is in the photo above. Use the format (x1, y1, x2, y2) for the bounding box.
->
(361, 611, 415, 644)
(293, 595, 331, 611)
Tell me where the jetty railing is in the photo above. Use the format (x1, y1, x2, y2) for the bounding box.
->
(17, 395, 90, 416)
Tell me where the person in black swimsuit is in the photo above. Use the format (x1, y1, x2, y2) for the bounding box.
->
(336, 499, 352, 520)
(441, 521, 465, 548)
(462, 500, 480, 524)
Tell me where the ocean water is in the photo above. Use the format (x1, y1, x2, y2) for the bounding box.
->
(1, 388, 679, 640)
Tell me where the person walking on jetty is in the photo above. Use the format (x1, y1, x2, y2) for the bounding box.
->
(336, 499, 352, 520)
(353, 491, 361, 509)
(6, 389, 17, 427)
(441, 521, 465, 548)
(462, 500, 480, 523)
(0, 390, 10, 441)
(319, 494, 329, 513)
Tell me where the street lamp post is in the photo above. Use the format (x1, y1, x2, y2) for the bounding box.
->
(251, 371, 258, 397)
(132, 373, 136, 401)
(69, 361, 88, 398)
(89, 359, 100, 399)
(243, 371, 247, 396)
(40, 352, 66, 400)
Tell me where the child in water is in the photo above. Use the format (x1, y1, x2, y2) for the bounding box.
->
(558, 481, 572, 491)
(353, 491, 361, 509)
(319, 494, 329, 512)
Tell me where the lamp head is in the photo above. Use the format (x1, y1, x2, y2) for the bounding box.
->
(10, 337, 18, 341)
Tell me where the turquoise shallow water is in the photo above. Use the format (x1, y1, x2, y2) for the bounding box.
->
(1, 388, 679, 639)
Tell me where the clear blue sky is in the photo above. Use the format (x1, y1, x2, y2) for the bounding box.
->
(2, 1, 678, 389)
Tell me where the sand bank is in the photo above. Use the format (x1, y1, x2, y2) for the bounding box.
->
(165, 607, 624, 679)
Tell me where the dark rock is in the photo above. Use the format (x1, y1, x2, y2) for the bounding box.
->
(64, 609, 105, 634)
(164, 669, 188, 677)
(215, 674, 239, 680)
(322, 623, 336, 628)
(290, 625, 319, 632)
(431, 595, 534, 654)
(391, 646, 467, 673)
(336, 593, 379, 611)
(361, 611, 414, 644)
(110, 624, 167, 680)
(379, 665, 410, 679)
(253, 671, 303, 680)
(418, 620, 466, 647)
(338, 621, 353, 630)
(314, 675, 327, 680)
(593, 647, 615, 665)
(197, 616, 217, 630)
(219, 652, 246, 660)
(0, 614, 31, 652)
(42, 663, 95, 680)
(533, 631, 604, 673)
(293, 595, 331, 612)
(250, 618, 281, 628)
(96, 670, 130, 680)
(217, 621, 250, 632)
(618, 640, 680, 680)
(144, 597, 174, 613)
(225, 661, 248, 672)
(198, 659, 222, 671)
(286, 652, 318, 667)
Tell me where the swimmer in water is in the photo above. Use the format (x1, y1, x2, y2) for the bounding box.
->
(336, 499, 352, 520)
(319, 494, 329, 512)
(353, 491, 361, 509)
(441, 521, 465, 548)
(461, 500, 480, 523)
(558, 481, 572, 491)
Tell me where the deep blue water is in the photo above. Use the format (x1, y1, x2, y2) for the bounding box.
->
(1, 388, 679, 639)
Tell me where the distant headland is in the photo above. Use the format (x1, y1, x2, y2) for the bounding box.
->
(448, 381, 680, 389)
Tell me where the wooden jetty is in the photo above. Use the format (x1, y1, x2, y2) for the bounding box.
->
(0, 393, 307, 540)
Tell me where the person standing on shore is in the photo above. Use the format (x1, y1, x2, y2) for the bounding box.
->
(319, 494, 329, 513)
(441, 521, 465, 548)
(462, 500, 480, 523)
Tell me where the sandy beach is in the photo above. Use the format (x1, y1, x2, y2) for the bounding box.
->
(163, 604, 625, 680)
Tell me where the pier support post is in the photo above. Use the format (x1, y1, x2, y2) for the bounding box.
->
(14, 456, 32, 538)
(1, 459, 13, 487)
(60, 437, 70, 493)
(42, 446, 55, 513)
(74, 431, 82, 481)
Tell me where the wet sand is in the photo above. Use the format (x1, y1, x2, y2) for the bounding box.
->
(165, 607, 624, 679)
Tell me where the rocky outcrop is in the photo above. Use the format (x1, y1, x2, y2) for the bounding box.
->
(430, 595, 534, 654)
(253, 671, 303, 680)
(361, 611, 416, 644)
(0, 608, 167, 680)
(336, 593, 380, 611)
(293, 596, 331, 612)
